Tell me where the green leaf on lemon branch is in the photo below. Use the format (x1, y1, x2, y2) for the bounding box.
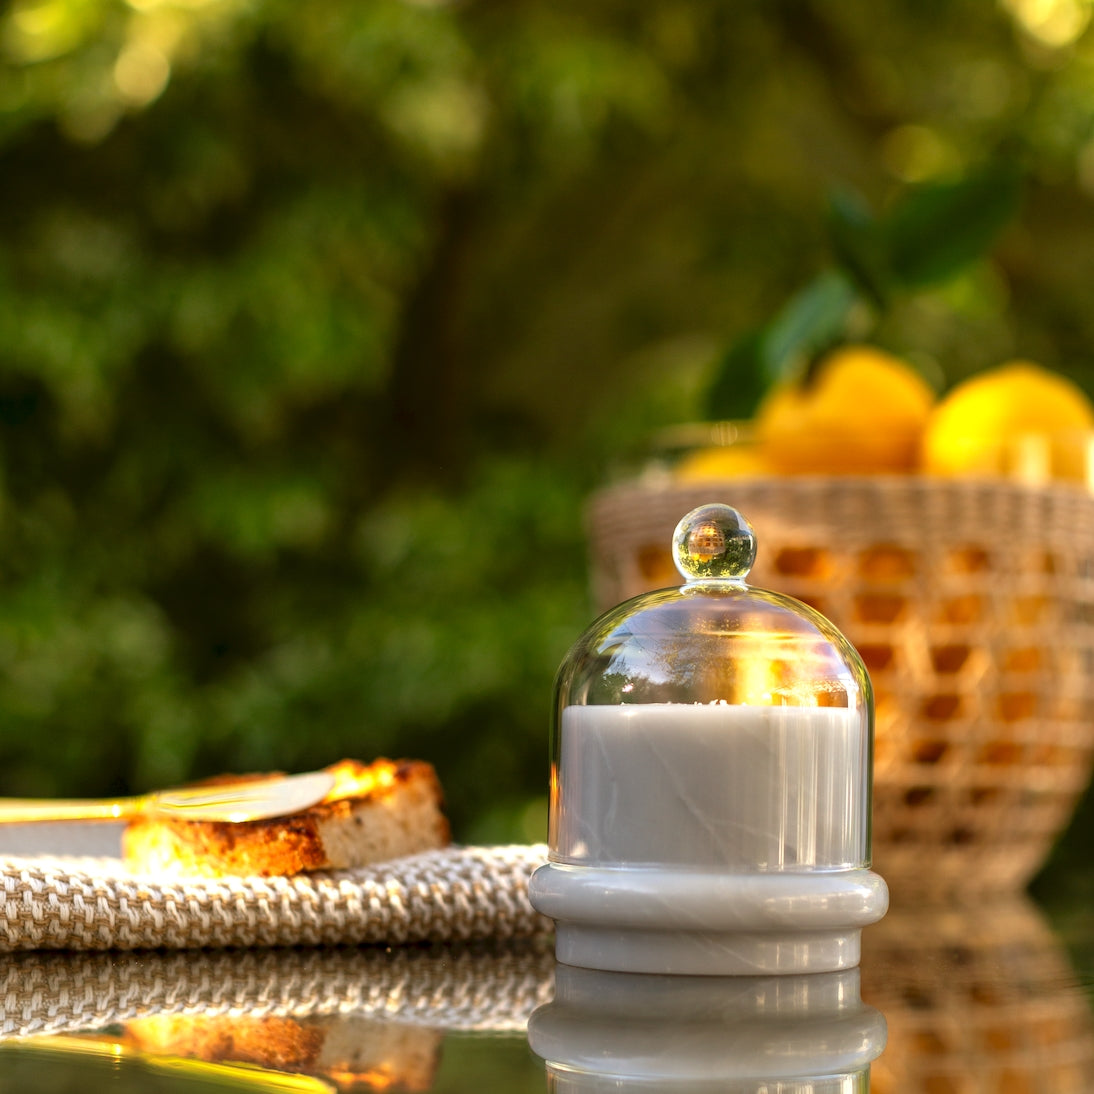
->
(882, 164, 1023, 288)
(705, 271, 859, 418)
(762, 269, 859, 381)
(704, 329, 768, 420)
(827, 188, 892, 310)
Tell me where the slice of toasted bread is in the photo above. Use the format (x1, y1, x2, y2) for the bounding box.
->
(121, 758, 450, 878)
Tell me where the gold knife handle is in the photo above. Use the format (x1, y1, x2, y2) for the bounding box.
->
(0, 796, 147, 823)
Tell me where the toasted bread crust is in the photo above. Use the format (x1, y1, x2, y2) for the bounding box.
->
(124, 1013, 441, 1091)
(122, 759, 450, 878)
(126, 1014, 326, 1069)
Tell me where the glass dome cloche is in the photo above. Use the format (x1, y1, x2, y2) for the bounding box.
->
(528, 503, 889, 976)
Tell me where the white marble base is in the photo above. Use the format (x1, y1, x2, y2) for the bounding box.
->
(529, 863, 888, 975)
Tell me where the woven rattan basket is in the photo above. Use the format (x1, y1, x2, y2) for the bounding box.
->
(587, 476, 1094, 897)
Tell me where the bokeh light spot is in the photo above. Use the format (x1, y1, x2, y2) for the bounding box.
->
(880, 124, 958, 182)
(1002, 0, 1091, 48)
(113, 42, 170, 105)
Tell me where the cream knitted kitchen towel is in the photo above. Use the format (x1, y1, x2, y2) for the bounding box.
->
(0, 844, 550, 952)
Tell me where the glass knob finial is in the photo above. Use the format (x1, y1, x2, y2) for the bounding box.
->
(672, 503, 756, 583)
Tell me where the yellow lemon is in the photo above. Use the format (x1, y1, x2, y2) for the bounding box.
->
(920, 361, 1094, 483)
(755, 344, 936, 474)
(674, 443, 770, 481)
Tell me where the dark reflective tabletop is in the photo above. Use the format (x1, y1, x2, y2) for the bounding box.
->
(0, 868, 1091, 1094)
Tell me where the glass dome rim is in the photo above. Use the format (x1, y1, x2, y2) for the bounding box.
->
(580, 583, 862, 653)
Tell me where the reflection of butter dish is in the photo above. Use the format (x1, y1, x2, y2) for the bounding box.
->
(529, 964, 886, 1091)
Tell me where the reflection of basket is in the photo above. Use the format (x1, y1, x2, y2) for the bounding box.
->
(860, 896, 1094, 1093)
(587, 478, 1094, 896)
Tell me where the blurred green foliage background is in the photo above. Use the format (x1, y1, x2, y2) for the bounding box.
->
(5, 0, 1094, 867)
